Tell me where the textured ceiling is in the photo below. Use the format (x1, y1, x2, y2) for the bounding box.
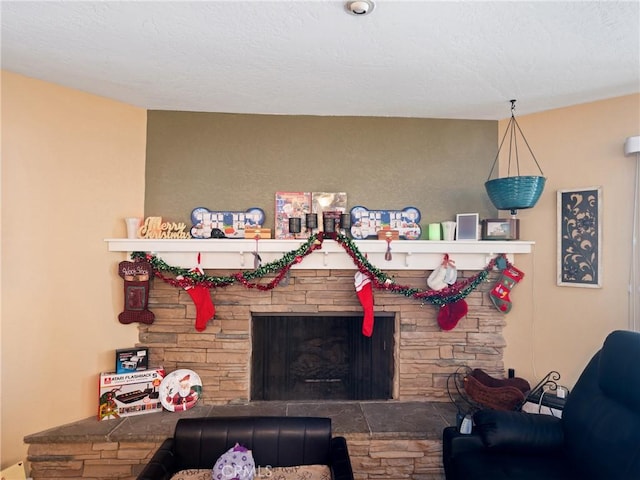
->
(2, 1, 639, 120)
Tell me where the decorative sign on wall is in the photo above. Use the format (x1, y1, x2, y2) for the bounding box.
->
(557, 187, 602, 288)
(139, 217, 191, 239)
(190, 207, 265, 239)
(349, 206, 421, 240)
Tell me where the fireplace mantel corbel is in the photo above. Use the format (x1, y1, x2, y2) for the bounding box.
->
(105, 238, 533, 270)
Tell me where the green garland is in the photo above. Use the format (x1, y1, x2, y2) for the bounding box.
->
(130, 232, 510, 306)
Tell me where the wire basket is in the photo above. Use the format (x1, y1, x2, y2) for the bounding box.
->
(463, 368, 531, 411)
(485, 175, 546, 212)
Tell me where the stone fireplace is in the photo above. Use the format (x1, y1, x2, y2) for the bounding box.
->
(22, 242, 526, 480)
(140, 266, 507, 405)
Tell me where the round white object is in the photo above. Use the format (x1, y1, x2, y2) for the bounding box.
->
(159, 369, 202, 412)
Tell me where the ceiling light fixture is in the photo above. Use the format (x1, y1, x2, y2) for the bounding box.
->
(346, 1, 374, 16)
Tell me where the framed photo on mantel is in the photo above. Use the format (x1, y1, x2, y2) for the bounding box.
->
(481, 218, 520, 240)
(456, 213, 479, 241)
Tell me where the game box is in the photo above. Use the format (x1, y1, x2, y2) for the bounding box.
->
(115, 347, 149, 374)
(98, 368, 165, 421)
(275, 191, 312, 239)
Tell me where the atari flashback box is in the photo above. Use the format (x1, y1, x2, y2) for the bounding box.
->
(98, 368, 165, 421)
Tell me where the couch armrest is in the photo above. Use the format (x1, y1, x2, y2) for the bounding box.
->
(329, 436, 354, 480)
(136, 438, 176, 480)
(473, 409, 564, 453)
(442, 426, 485, 478)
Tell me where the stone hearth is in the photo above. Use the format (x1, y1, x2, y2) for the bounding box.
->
(25, 401, 457, 480)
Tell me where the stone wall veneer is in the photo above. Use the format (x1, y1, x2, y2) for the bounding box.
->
(142, 268, 505, 403)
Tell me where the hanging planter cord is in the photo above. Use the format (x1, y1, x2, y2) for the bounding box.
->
(484, 100, 547, 215)
(487, 99, 545, 181)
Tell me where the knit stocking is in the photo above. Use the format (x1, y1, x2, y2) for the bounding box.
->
(118, 260, 155, 325)
(490, 265, 525, 313)
(355, 271, 375, 337)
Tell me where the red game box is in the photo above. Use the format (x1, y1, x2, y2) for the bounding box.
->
(98, 368, 165, 421)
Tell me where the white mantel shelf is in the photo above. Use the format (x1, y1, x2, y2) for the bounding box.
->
(106, 238, 533, 271)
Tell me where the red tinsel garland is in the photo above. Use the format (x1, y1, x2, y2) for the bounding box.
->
(133, 232, 511, 306)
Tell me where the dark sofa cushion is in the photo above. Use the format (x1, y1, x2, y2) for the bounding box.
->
(449, 450, 577, 480)
(173, 416, 332, 468)
(474, 409, 564, 453)
(598, 330, 640, 412)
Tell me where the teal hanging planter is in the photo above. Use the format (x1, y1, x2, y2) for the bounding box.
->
(485, 176, 546, 211)
(485, 100, 546, 215)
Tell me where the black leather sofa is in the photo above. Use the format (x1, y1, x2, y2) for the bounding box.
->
(137, 416, 354, 480)
(442, 329, 640, 480)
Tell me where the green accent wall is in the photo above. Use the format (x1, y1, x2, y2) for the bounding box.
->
(145, 112, 498, 235)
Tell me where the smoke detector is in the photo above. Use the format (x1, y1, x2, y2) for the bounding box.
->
(346, 1, 375, 16)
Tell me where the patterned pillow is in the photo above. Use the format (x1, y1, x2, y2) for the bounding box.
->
(170, 470, 211, 480)
(171, 465, 331, 480)
(212, 443, 255, 480)
(256, 465, 331, 480)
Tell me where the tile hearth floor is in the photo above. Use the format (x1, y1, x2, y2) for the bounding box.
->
(25, 401, 458, 444)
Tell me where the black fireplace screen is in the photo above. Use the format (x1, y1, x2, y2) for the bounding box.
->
(251, 315, 394, 401)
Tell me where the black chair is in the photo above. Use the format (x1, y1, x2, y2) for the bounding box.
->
(442, 329, 640, 480)
(137, 416, 354, 480)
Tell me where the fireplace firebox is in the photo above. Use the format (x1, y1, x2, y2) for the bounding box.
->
(251, 314, 394, 401)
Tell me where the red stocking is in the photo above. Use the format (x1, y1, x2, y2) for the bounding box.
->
(437, 299, 468, 331)
(355, 271, 375, 337)
(179, 264, 215, 331)
(186, 284, 215, 331)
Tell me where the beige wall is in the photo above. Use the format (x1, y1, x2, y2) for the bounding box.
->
(1, 71, 146, 468)
(502, 94, 640, 388)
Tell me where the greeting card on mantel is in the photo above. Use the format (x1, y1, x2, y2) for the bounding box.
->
(312, 192, 348, 232)
(275, 192, 312, 239)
